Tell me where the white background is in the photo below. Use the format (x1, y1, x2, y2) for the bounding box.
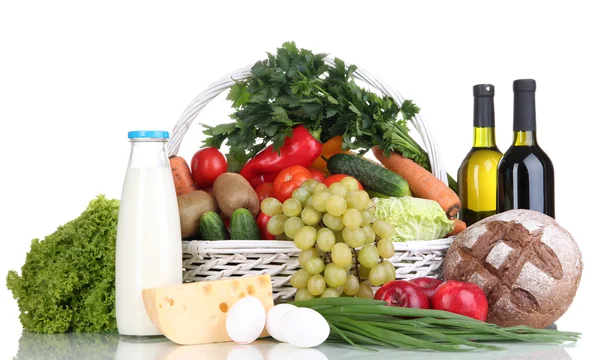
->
(1, 0, 598, 359)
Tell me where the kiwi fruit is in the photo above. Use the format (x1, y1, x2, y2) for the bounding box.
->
(213, 173, 260, 218)
(177, 190, 219, 239)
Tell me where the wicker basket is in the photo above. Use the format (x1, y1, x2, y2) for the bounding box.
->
(171, 57, 454, 302)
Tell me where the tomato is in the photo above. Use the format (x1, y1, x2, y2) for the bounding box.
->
(219, 212, 231, 231)
(309, 169, 326, 183)
(191, 148, 228, 189)
(257, 212, 275, 240)
(323, 174, 364, 190)
(249, 173, 278, 188)
(255, 182, 276, 202)
(273, 165, 312, 202)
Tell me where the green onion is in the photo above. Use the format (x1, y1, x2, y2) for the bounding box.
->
(289, 297, 580, 352)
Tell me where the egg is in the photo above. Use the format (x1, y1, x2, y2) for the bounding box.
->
(225, 296, 266, 344)
(266, 304, 297, 342)
(280, 308, 330, 348)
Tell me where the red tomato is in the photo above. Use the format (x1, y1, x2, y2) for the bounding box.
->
(409, 277, 443, 302)
(249, 173, 278, 188)
(273, 166, 312, 202)
(191, 148, 227, 188)
(431, 281, 489, 321)
(374, 280, 430, 309)
(309, 169, 326, 183)
(257, 212, 275, 240)
(255, 182, 276, 202)
(322, 174, 364, 190)
(219, 212, 231, 231)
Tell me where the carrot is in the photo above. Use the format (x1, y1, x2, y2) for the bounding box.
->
(169, 155, 197, 197)
(372, 147, 461, 217)
(448, 218, 467, 236)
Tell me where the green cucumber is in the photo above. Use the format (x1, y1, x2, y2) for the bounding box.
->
(327, 154, 411, 197)
(199, 211, 229, 240)
(230, 208, 260, 240)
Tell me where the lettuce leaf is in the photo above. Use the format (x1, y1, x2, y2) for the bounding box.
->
(6, 195, 119, 333)
(374, 197, 454, 241)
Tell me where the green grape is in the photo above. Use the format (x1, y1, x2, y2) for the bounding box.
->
(284, 217, 305, 239)
(380, 260, 396, 283)
(311, 191, 331, 212)
(324, 263, 347, 288)
(335, 286, 344, 295)
(326, 195, 347, 217)
(361, 211, 375, 227)
(301, 179, 320, 194)
(362, 225, 376, 243)
(343, 274, 360, 296)
(342, 208, 362, 229)
(329, 182, 349, 197)
(298, 248, 318, 267)
(357, 282, 374, 299)
(346, 190, 370, 211)
(305, 257, 325, 275)
(316, 228, 336, 252)
(377, 239, 395, 259)
(368, 263, 388, 286)
(294, 226, 317, 250)
(331, 242, 352, 267)
(373, 220, 395, 239)
(301, 207, 322, 226)
(342, 227, 365, 248)
(295, 288, 314, 301)
(323, 213, 344, 231)
(267, 214, 288, 236)
(358, 264, 371, 279)
(333, 230, 344, 243)
(290, 269, 310, 289)
(366, 199, 376, 213)
(313, 183, 328, 193)
(313, 224, 323, 233)
(340, 177, 360, 192)
(307, 274, 326, 296)
(343, 262, 353, 272)
(320, 288, 339, 298)
(282, 198, 303, 217)
(358, 244, 380, 269)
(306, 195, 314, 208)
(261, 197, 282, 216)
(292, 187, 311, 206)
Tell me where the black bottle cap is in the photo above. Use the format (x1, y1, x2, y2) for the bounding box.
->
(473, 84, 494, 97)
(514, 79, 536, 92)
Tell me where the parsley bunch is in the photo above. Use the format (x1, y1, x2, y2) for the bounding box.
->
(203, 42, 457, 192)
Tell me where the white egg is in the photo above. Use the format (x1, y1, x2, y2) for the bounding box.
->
(226, 296, 266, 344)
(280, 308, 330, 348)
(266, 304, 297, 342)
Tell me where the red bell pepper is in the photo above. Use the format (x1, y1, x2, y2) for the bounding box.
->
(240, 125, 322, 182)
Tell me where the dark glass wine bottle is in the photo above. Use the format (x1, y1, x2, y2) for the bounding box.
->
(497, 79, 555, 217)
(458, 84, 503, 226)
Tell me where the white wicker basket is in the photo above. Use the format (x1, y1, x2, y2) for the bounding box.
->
(172, 56, 454, 303)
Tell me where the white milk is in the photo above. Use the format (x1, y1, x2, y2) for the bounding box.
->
(116, 167, 182, 336)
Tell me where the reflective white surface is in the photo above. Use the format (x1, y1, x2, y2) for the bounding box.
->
(11, 331, 577, 360)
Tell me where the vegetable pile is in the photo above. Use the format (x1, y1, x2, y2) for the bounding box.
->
(6, 195, 119, 333)
(290, 297, 580, 352)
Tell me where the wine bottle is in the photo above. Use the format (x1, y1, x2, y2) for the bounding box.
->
(497, 79, 555, 217)
(458, 84, 503, 226)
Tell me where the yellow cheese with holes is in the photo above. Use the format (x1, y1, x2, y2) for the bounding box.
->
(142, 274, 274, 345)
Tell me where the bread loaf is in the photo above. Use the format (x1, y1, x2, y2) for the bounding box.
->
(443, 210, 582, 328)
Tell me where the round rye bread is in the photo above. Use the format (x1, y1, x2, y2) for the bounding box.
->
(443, 210, 582, 328)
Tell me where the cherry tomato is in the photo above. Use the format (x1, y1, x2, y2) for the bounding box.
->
(249, 173, 278, 188)
(255, 182, 276, 203)
(257, 212, 275, 240)
(273, 165, 312, 202)
(309, 169, 326, 183)
(323, 174, 364, 190)
(191, 148, 227, 189)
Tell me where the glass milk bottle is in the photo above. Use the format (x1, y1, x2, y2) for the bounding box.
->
(116, 130, 182, 337)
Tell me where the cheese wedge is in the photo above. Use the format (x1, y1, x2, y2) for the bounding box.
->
(142, 274, 274, 345)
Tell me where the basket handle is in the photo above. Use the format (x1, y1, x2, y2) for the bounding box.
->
(167, 57, 448, 185)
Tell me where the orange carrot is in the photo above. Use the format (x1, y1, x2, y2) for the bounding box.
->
(372, 147, 461, 217)
(169, 155, 197, 197)
(448, 218, 467, 236)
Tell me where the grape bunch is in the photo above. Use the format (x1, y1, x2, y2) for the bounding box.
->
(259, 177, 397, 300)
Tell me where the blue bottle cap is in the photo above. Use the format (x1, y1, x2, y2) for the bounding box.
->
(128, 130, 170, 139)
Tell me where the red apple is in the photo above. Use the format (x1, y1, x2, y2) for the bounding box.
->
(431, 280, 489, 321)
(374, 280, 429, 309)
(409, 277, 443, 302)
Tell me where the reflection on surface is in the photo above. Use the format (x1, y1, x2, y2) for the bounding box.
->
(14, 330, 575, 360)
